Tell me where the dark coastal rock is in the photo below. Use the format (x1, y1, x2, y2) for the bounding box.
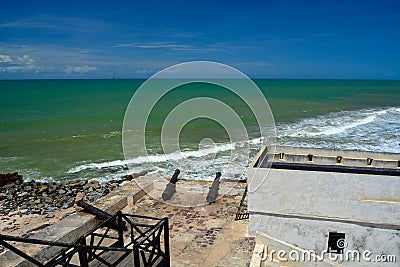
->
(18, 209, 29, 215)
(45, 213, 55, 219)
(100, 164, 128, 173)
(3, 208, 11, 214)
(17, 192, 28, 198)
(42, 196, 53, 204)
(58, 189, 66, 195)
(23, 185, 32, 191)
(0, 170, 148, 216)
(0, 172, 23, 187)
(31, 209, 41, 214)
(39, 185, 48, 193)
(122, 169, 153, 180)
(61, 212, 73, 219)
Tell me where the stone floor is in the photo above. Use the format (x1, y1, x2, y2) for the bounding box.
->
(122, 179, 254, 266)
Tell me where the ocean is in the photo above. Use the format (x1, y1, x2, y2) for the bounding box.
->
(0, 79, 399, 182)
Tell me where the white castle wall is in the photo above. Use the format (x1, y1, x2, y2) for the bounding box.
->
(248, 146, 400, 266)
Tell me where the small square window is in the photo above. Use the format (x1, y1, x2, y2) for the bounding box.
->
(327, 232, 346, 254)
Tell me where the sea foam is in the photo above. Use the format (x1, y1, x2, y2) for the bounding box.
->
(279, 107, 400, 153)
(67, 140, 253, 174)
(68, 107, 400, 180)
(287, 108, 390, 137)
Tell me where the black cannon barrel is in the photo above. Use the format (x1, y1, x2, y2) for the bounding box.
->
(169, 169, 180, 184)
(77, 200, 126, 230)
(206, 172, 222, 204)
(162, 169, 180, 201)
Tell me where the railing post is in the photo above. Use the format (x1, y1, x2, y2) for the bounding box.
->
(78, 237, 89, 267)
(163, 218, 170, 267)
(134, 247, 140, 267)
(117, 211, 124, 248)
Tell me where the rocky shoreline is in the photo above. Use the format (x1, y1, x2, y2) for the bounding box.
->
(0, 170, 151, 218)
(0, 170, 152, 255)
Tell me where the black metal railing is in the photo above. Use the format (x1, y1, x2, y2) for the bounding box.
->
(235, 185, 249, 220)
(0, 211, 170, 267)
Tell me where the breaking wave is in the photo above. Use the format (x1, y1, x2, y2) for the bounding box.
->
(67, 107, 399, 181)
(67, 138, 262, 175)
(279, 107, 400, 153)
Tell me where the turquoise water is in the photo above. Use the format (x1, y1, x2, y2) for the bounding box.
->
(0, 79, 399, 181)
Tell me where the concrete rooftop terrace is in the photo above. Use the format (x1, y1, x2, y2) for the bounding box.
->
(1, 177, 253, 266)
(125, 177, 253, 266)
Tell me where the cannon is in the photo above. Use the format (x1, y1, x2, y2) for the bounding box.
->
(206, 172, 222, 204)
(77, 200, 126, 230)
(162, 169, 180, 201)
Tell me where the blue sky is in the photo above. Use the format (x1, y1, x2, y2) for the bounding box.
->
(0, 0, 399, 79)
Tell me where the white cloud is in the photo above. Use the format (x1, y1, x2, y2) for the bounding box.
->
(0, 65, 37, 72)
(113, 42, 221, 50)
(0, 16, 112, 33)
(136, 69, 149, 74)
(137, 44, 191, 49)
(235, 61, 275, 67)
(112, 43, 134, 48)
(64, 65, 98, 74)
(17, 55, 35, 64)
(114, 42, 192, 49)
(0, 54, 39, 73)
(0, 55, 12, 63)
(112, 42, 227, 52)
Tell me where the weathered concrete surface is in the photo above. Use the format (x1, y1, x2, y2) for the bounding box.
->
(248, 168, 400, 226)
(250, 232, 341, 267)
(250, 215, 399, 265)
(248, 146, 400, 267)
(122, 179, 254, 267)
